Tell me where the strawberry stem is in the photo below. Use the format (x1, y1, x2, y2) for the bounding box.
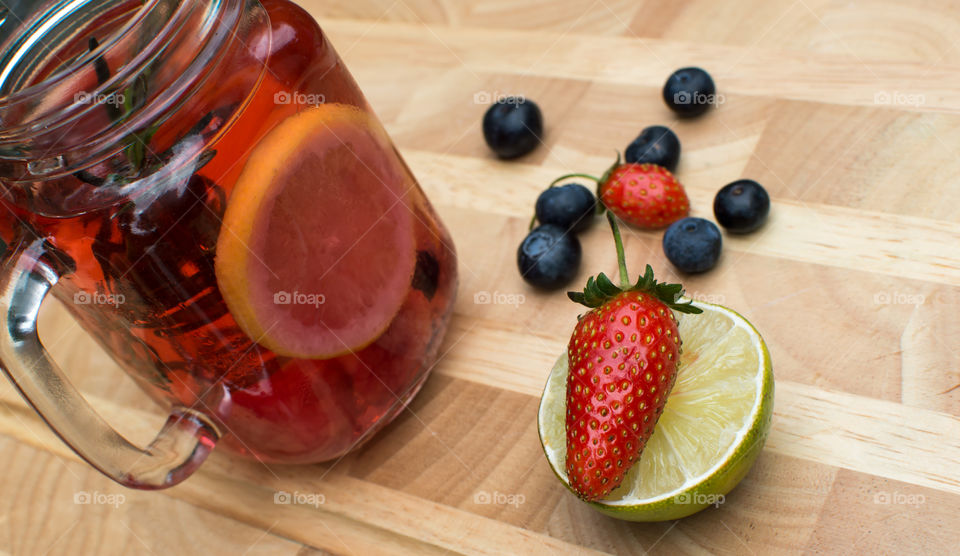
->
(607, 212, 630, 288)
(549, 173, 600, 187)
(568, 212, 703, 314)
(530, 174, 603, 230)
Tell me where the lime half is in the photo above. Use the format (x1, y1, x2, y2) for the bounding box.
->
(538, 299, 774, 521)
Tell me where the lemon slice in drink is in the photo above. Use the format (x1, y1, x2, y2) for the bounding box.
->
(538, 299, 773, 521)
(215, 104, 416, 359)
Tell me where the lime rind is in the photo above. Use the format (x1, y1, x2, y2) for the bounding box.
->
(537, 299, 774, 521)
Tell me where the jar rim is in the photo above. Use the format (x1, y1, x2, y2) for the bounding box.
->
(0, 0, 242, 165)
(0, 0, 239, 145)
(0, 0, 156, 108)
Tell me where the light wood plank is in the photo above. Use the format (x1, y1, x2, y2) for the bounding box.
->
(0, 436, 308, 556)
(4, 2, 960, 553)
(304, 0, 644, 34)
(306, 0, 960, 67)
(403, 150, 960, 286)
(412, 314, 960, 497)
(324, 20, 960, 112)
(0, 385, 604, 556)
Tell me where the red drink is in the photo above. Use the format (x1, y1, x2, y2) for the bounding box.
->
(0, 0, 456, 482)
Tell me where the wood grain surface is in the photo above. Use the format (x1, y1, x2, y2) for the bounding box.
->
(2, 0, 960, 554)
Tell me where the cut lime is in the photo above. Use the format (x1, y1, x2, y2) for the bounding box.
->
(538, 299, 773, 521)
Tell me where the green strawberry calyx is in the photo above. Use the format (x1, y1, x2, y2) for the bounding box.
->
(568, 212, 702, 314)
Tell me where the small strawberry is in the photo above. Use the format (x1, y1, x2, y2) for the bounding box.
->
(599, 160, 689, 229)
(549, 156, 690, 230)
(565, 213, 701, 501)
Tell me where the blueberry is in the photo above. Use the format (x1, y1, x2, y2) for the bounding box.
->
(624, 125, 681, 172)
(663, 67, 716, 117)
(662, 217, 722, 273)
(482, 98, 543, 159)
(535, 183, 596, 233)
(517, 225, 582, 289)
(713, 179, 770, 234)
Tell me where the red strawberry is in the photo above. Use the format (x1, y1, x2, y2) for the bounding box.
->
(565, 213, 700, 500)
(548, 157, 690, 230)
(598, 161, 689, 229)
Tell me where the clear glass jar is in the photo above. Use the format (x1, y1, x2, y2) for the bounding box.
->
(0, 0, 457, 488)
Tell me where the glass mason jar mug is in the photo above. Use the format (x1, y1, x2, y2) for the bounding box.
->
(0, 0, 456, 488)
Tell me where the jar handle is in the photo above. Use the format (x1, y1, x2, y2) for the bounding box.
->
(0, 237, 218, 489)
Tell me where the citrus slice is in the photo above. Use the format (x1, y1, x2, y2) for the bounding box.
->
(215, 103, 416, 359)
(538, 299, 773, 521)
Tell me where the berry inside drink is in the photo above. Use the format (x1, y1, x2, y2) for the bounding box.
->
(0, 0, 456, 463)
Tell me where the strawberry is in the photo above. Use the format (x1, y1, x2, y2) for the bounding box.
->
(565, 213, 700, 500)
(549, 156, 690, 230)
(599, 161, 689, 229)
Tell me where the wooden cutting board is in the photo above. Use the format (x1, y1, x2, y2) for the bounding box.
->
(1, 1, 959, 553)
